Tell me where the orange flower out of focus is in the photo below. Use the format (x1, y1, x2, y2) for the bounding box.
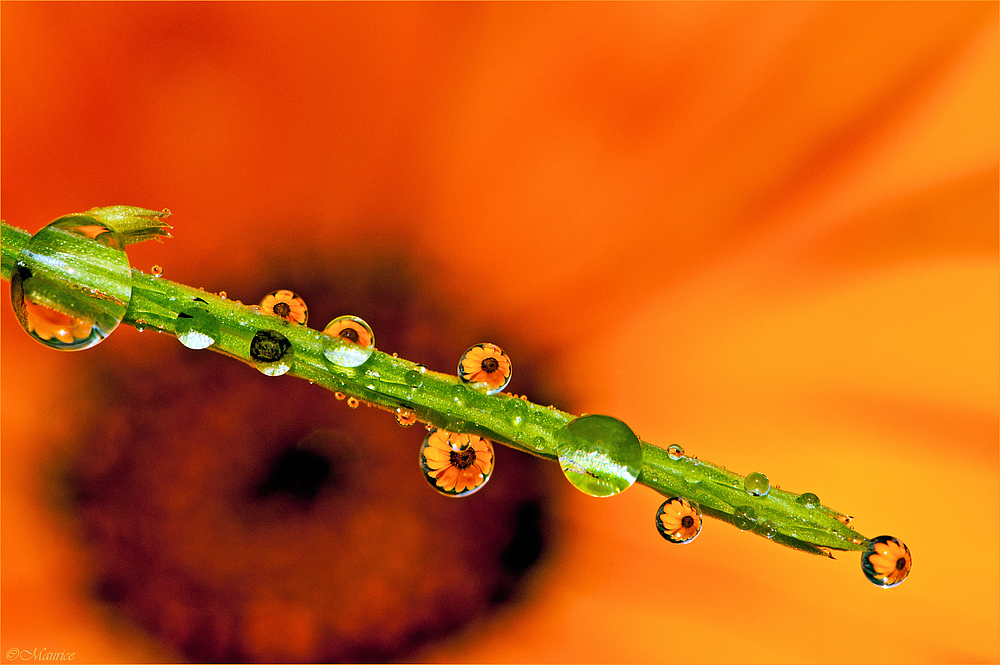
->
(260, 289, 308, 324)
(656, 497, 703, 544)
(420, 429, 495, 497)
(458, 343, 512, 394)
(863, 536, 913, 588)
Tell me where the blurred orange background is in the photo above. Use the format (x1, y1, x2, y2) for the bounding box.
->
(2, 3, 997, 663)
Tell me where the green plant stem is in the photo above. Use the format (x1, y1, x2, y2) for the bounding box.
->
(1, 219, 869, 556)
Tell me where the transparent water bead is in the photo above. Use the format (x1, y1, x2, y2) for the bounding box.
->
(861, 535, 912, 588)
(10, 215, 132, 350)
(667, 444, 685, 460)
(796, 492, 821, 508)
(555, 414, 643, 497)
(175, 306, 220, 350)
(457, 343, 511, 395)
(249, 330, 293, 376)
(419, 429, 494, 497)
(260, 289, 308, 325)
(655, 497, 703, 544)
(395, 408, 417, 428)
(732, 506, 757, 531)
(322, 315, 375, 367)
(744, 472, 770, 497)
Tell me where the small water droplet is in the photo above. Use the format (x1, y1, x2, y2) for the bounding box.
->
(667, 444, 685, 460)
(861, 535, 912, 588)
(334, 392, 346, 400)
(322, 315, 375, 367)
(260, 289, 308, 325)
(134, 318, 147, 332)
(555, 414, 643, 497)
(218, 291, 227, 299)
(507, 396, 528, 425)
(655, 497, 702, 544)
(744, 472, 770, 497)
(835, 514, 853, 525)
(796, 492, 821, 508)
(758, 521, 778, 539)
(151, 264, 163, 277)
(404, 369, 424, 388)
(457, 343, 511, 395)
(10, 216, 132, 350)
(175, 306, 219, 349)
(249, 329, 293, 376)
(732, 506, 757, 531)
(419, 429, 494, 497)
(395, 408, 417, 428)
(346, 397, 360, 409)
(392, 352, 398, 358)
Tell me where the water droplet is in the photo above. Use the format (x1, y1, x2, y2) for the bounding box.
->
(218, 291, 227, 299)
(862, 536, 912, 588)
(151, 264, 163, 277)
(10, 216, 132, 350)
(744, 472, 770, 497)
(507, 396, 528, 425)
(457, 343, 511, 395)
(758, 521, 778, 539)
(655, 497, 702, 544)
(404, 369, 425, 388)
(796, 492, 821, 508)
(334, 392, 346, 400)
(259, 289, 308, 325)
(732, 506, 757, 531)
(346, 397, 360, 409)
(419, 429, 494, 497)
(249, 330, 293, 376)
(322, 315, 375, 367)
(554, 414, 643, 497)
(134, 318, 147, 332)
(175, 306, 219, 349)
(667, 444, 685, 460)
(395, 408, 417, 428)
(835, 514, 853, 525)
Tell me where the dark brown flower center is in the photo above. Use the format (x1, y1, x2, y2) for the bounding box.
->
(895, 557, 907, 570)
(273, 302, 291, 317)
(450, 446, 476, 470)
(339, 327, 360, 343)
(481, 357, 499, 373)
(681, 515, 694, 529)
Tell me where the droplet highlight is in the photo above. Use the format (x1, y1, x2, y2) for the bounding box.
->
(260, 289, 308, 325)
(322, 315, 375, 367)
(744, 472, 770, 497)
(457, 343, 511, 395)
(419, 429, 494, 497)
(655, 497, 703, 544)
(862, 536, 912, 588)
(151, 265, 163, 277)
(175, 306, 220, 350)
(667, 444, 685, 460)
(249, 330, 293, 376)
(10, 216, 132, 350)
(554, 414, 643, 497)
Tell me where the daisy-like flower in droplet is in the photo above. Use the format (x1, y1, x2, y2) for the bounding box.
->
(260, 289, 308, 325)
(458, 343, 512, 394)
(323, 316, 374, 348)
(655, 497, 703, 544)
(420, 429, 495, 497)
(862, 536, 912, 588)
(25, 301, 94, 344)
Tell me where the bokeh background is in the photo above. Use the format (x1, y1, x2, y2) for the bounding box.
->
(2, 2, 997, 663)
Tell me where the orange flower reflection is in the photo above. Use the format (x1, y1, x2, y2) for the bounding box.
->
(259, 289, 308, 324)
(655, 497, 703, 544)
(420, 429, 495, 497)
(458, 343, 512, 394)
(863, 536, 913, 588)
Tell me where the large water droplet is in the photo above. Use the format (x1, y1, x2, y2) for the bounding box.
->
(667, 444, 685, 460)
(554, 414, 643, 497)
(796, 492, 821, 508)
(861, 535, 912, 588)
(419, 429, 494, 497)
(175, 306, 220, 350)
(260, 289, 308, 325)
(322, 315, 375, 367)
(732, 506, 757, 531)
(10, 216, 132, 350)
(457, 343, 512, 395)
(744, 472, 770, 497)
(758, 521, 779, 539)
(249, 329, 293, 376)
(655, 497, 703, 544)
